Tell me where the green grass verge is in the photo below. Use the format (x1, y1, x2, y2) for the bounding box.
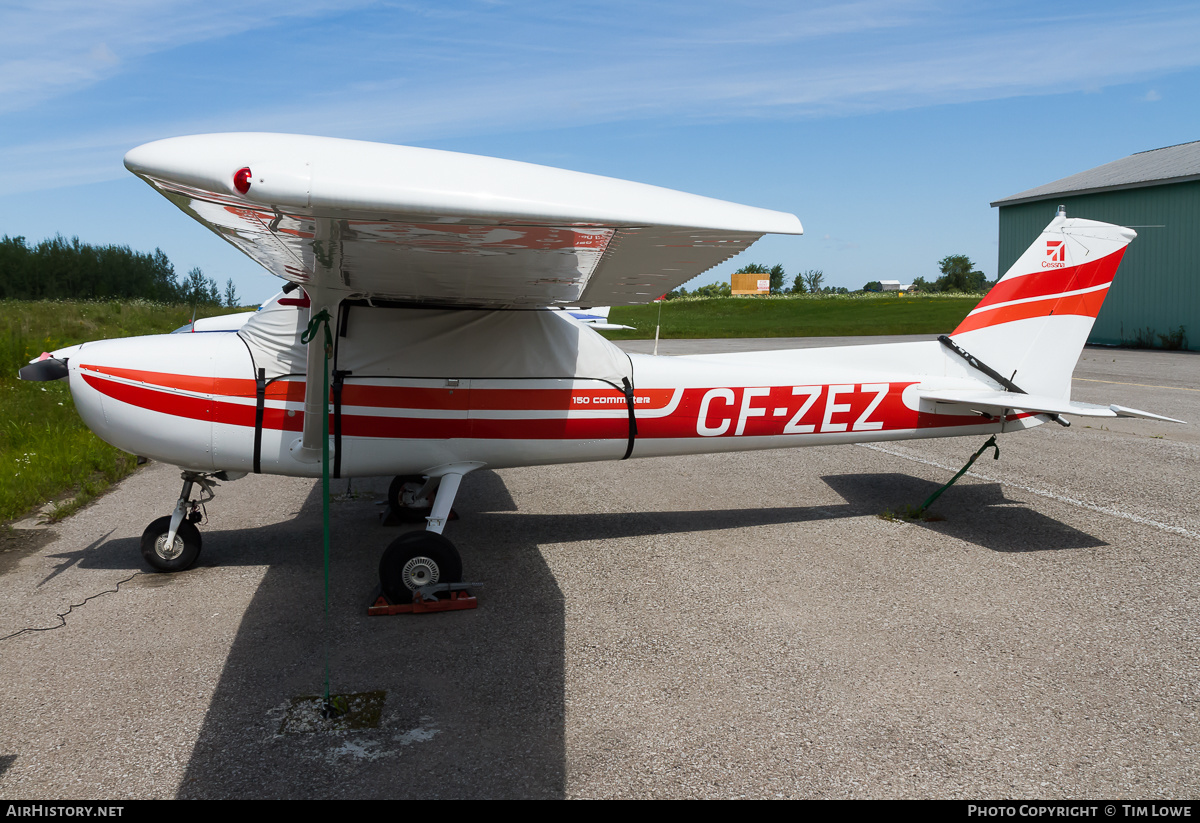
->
(600, 293, 983, 340)
(0, 300, 250, 524)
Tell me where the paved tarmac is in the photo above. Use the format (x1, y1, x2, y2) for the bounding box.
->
(1, 338, 1197, 799)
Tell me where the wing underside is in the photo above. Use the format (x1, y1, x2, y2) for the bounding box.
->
(130, 133, 803, 308)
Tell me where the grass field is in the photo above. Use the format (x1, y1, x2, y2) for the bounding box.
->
(601, 293, 982, 340)
(0, 301, 248, 524)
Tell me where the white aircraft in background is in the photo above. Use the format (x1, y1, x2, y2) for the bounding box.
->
(561, 306, 634, 330)
(20, 133, 1179, 604)
(171, 312, 257, 334)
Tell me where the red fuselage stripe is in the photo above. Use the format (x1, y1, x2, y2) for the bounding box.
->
(82, 373, 1017, 440)
(78, 365, 675, 411)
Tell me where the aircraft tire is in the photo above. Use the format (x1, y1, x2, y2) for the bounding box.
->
(140, 515, 202, 573)
(379, 531, 462, 604)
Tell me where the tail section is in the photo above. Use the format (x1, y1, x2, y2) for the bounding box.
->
(950, 208, 1136, 399)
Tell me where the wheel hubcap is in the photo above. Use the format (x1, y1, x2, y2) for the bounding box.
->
(155, 532, 184, 561)
(401, 556, 439, 589)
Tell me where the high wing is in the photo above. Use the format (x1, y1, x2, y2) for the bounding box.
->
(124, 133, 803, 308)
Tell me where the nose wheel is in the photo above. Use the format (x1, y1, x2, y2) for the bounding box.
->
(141, 516, 202, 572)
(140, 471, 218, 572)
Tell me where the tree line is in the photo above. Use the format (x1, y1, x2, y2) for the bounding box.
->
(911, 255, 990, 294)
(665, 255, 991, 299)
(0, 235, 239, 306)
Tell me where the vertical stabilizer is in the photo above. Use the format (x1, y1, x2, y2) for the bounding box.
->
(950, 210, 1136, 399)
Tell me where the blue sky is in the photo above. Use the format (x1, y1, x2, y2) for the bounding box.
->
(2, 1, 1199, 303)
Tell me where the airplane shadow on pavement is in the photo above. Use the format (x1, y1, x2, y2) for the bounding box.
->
(169, 471, 567, 799)
(822, 472, 1107, 552)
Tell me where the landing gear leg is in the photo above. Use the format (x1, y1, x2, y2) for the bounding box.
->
(140, 472, 216, 572)
(424, 472, 461, 535)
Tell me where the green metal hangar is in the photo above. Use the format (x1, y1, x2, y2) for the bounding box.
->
(991, 141, 1200, 351)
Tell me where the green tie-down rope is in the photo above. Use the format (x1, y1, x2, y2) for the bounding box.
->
(301, 309, 343, 715)
(913, 434, 1000, 518)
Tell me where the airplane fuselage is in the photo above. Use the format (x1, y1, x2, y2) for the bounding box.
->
(63, 326, 1034, 479)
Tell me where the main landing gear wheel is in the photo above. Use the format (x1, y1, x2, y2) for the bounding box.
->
(140, 515, 202, 572)
(386, 474, 459, 524)
(387, 475, 430, 523)
(388, 475, 425, 508)
(378, 531, 462, 604)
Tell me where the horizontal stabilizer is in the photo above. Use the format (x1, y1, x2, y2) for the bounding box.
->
(919, 390, 1184, 423)
(1109, 404, 1185, 424)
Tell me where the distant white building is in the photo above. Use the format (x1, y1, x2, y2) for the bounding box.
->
(879, 280, 914, 292)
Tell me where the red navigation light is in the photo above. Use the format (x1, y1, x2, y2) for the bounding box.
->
(233, 167, 252, 194)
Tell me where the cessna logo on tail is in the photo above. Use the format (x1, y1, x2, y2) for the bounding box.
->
(1044, 239, 1066, 267)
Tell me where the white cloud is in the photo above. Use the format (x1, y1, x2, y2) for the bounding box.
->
(5, 2, 1200, 194)
(277, 3, 1200, 132)
(0, 0, 373, 113)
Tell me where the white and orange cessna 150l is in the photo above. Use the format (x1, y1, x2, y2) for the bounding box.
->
(19, 133, 1180, 603)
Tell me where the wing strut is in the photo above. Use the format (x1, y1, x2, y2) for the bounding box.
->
(293, 285, 341, 463)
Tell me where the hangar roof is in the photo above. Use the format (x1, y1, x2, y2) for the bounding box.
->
(991, 140, 1200, 207)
